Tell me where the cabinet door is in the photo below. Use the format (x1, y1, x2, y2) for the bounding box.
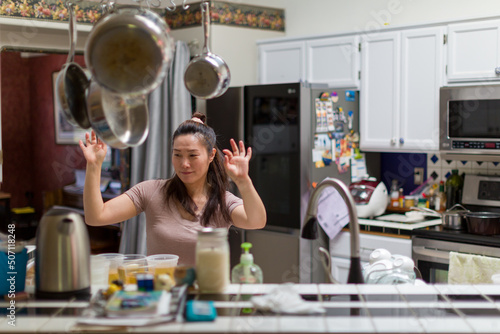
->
(447, 20, 500, 82)
(400, 27, 444, 151)
(258, 41, 306, 84)
(360, 31, 401, 151)
(306, 36, 360, 88)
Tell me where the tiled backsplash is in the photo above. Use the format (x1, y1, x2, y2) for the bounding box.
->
(427, 153, 500, 183)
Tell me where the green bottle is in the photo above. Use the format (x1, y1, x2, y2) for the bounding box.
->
(231, 243, 263, 284)
(445, 169, 463, 209)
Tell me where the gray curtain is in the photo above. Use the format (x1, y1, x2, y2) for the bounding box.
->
(119, 40, 192, 255)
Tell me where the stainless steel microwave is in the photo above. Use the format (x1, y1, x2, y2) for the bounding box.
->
(440, 84, 500, 154)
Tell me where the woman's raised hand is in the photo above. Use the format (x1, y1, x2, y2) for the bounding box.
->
(222, 139, 251, 182)
(79, 130, 108, 166)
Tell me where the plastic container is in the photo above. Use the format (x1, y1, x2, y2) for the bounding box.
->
(446, 169, 463, 209)
(0, 242, 28, 295)
(147, 254, 179, 280)
(231, 242, 263, 284)
(195, 228, 230, 293)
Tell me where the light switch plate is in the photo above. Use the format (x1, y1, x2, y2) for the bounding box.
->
(414, 167, 424, 185)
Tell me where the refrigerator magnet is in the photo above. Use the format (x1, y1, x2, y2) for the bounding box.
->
(330, 91, 339, 103)
(345, 90, 356, 102)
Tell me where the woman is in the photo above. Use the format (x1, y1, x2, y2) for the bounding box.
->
(79, 112, 266, 265)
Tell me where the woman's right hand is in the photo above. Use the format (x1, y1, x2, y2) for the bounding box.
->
(79, 130, 107, 166)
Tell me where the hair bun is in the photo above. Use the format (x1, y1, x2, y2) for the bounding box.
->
(191, 112, 206, 124)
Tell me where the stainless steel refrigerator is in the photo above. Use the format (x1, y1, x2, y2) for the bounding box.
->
(206, 82, 369, 283)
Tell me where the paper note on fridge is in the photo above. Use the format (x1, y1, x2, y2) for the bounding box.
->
(316, 185, 349, 240)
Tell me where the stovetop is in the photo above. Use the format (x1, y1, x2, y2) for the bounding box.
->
(413, 225, 500, 248)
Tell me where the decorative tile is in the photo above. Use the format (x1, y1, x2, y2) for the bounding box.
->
(428, 168, 442, 183)
(430, 154, 440, 165)
(443, 160, 457, 169)
(472, 161, 488, 170)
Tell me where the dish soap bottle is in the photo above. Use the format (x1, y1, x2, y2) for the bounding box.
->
(231, 242, 263, 284)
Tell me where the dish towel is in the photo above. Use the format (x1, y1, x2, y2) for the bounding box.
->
(448, 251, 500, 284)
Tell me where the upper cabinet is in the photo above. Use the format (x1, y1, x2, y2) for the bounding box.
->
(258, 35, 360, 88)
(258, 41, 306, 84)
(447, 20, 500, 82)
(305, 35, 360, 88)
(360, 27, 444, 152)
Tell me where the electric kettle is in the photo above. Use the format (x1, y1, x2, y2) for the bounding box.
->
(35, 208, 90, 299)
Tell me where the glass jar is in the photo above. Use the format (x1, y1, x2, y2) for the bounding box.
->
(195, 228, 230, 293)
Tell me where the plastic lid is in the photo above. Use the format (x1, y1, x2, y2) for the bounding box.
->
(240, 242, 254, 265)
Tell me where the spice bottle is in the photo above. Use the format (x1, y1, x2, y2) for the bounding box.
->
(445, 170, 463, 209)
(390, 180, 400, 208)
(195, 228, 230, 293)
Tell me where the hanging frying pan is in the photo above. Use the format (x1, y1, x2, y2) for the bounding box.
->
(54, 2, 90, 129)
(184, 1, 230, 99)
(85, 5, 175, 96)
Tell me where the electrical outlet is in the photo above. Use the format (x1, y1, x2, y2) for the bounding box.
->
(414, 167, 424, 185)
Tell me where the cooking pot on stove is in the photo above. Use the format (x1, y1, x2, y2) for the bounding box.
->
(464, 211, 500, 235)
(349, 177, 389, 218)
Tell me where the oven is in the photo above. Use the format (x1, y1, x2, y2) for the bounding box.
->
(412, 174, 500, 283)
(412, 235, 500, 283)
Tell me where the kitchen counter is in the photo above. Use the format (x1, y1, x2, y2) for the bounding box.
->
(3, 284, 500, 333)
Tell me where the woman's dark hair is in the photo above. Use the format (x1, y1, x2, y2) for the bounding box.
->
(163, 112, 231, 226)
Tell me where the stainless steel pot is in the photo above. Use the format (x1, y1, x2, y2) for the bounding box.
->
(442, 204, 469, 230)
(85, 6, 175, 96)
(464, 211, 500, 235)
(87, 80, 149, 149)
(184, 1, 230, 99)
(55, 2, 90, 129)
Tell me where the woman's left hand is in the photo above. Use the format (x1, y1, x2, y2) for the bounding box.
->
(223, 139, 251, 182)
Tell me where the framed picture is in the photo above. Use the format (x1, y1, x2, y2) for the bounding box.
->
(52, 71, 88, 145)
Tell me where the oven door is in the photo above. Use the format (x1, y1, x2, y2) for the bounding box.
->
(412, 241, 450, 283)
(412, 235, 500, 283)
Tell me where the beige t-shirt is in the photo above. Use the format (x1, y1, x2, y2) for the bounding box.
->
(125, 179, 243, 266)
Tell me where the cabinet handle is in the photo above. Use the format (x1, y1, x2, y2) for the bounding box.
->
(399, 138, 405, 144)
(495, 67, 500, 75)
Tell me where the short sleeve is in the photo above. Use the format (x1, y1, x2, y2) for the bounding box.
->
(125, 180, 165, 214)
(225, 191, 243, 214)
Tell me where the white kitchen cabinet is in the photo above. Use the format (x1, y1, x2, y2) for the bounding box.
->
(305, 35, 360, 88)
(329, 231, 412, 284)
(360, 27, 444, 152)
(447, 20, 500, 82)
(359, 31, 401, 151)
(258, 41, 306, 84)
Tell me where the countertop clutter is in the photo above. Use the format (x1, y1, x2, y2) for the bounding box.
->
(3, 284, 500, 333)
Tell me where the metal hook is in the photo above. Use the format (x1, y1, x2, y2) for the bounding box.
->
(165, 0, 176, 11)
(182, 0, 190, 10)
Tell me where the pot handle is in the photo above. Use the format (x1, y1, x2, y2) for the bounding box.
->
(201, 1, 211, 54)
(446, 203, 469, 213)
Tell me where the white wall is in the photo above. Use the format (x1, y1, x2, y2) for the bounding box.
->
(278, 0, 500, 38)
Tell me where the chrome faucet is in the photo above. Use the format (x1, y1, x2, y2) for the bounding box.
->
(301, 177, 364, 284)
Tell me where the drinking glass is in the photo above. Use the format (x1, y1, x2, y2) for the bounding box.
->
(96, 253, 125, 285)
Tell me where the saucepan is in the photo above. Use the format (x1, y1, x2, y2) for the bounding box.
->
(409, 203, 469, 230)
(55, 2, 90, 129)
(86, 80, 149, 149)
(85, 5, 175, 96)
(184, 1, 231, 99)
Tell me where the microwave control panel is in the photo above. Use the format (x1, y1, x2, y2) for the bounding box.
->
(452, 141, 500, 150)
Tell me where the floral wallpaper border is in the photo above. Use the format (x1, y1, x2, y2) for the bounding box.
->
(165, 1, 285, 31)
(0, 0, 285, 31)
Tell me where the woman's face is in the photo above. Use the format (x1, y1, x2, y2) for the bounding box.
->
(172, 134, 215, 187)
